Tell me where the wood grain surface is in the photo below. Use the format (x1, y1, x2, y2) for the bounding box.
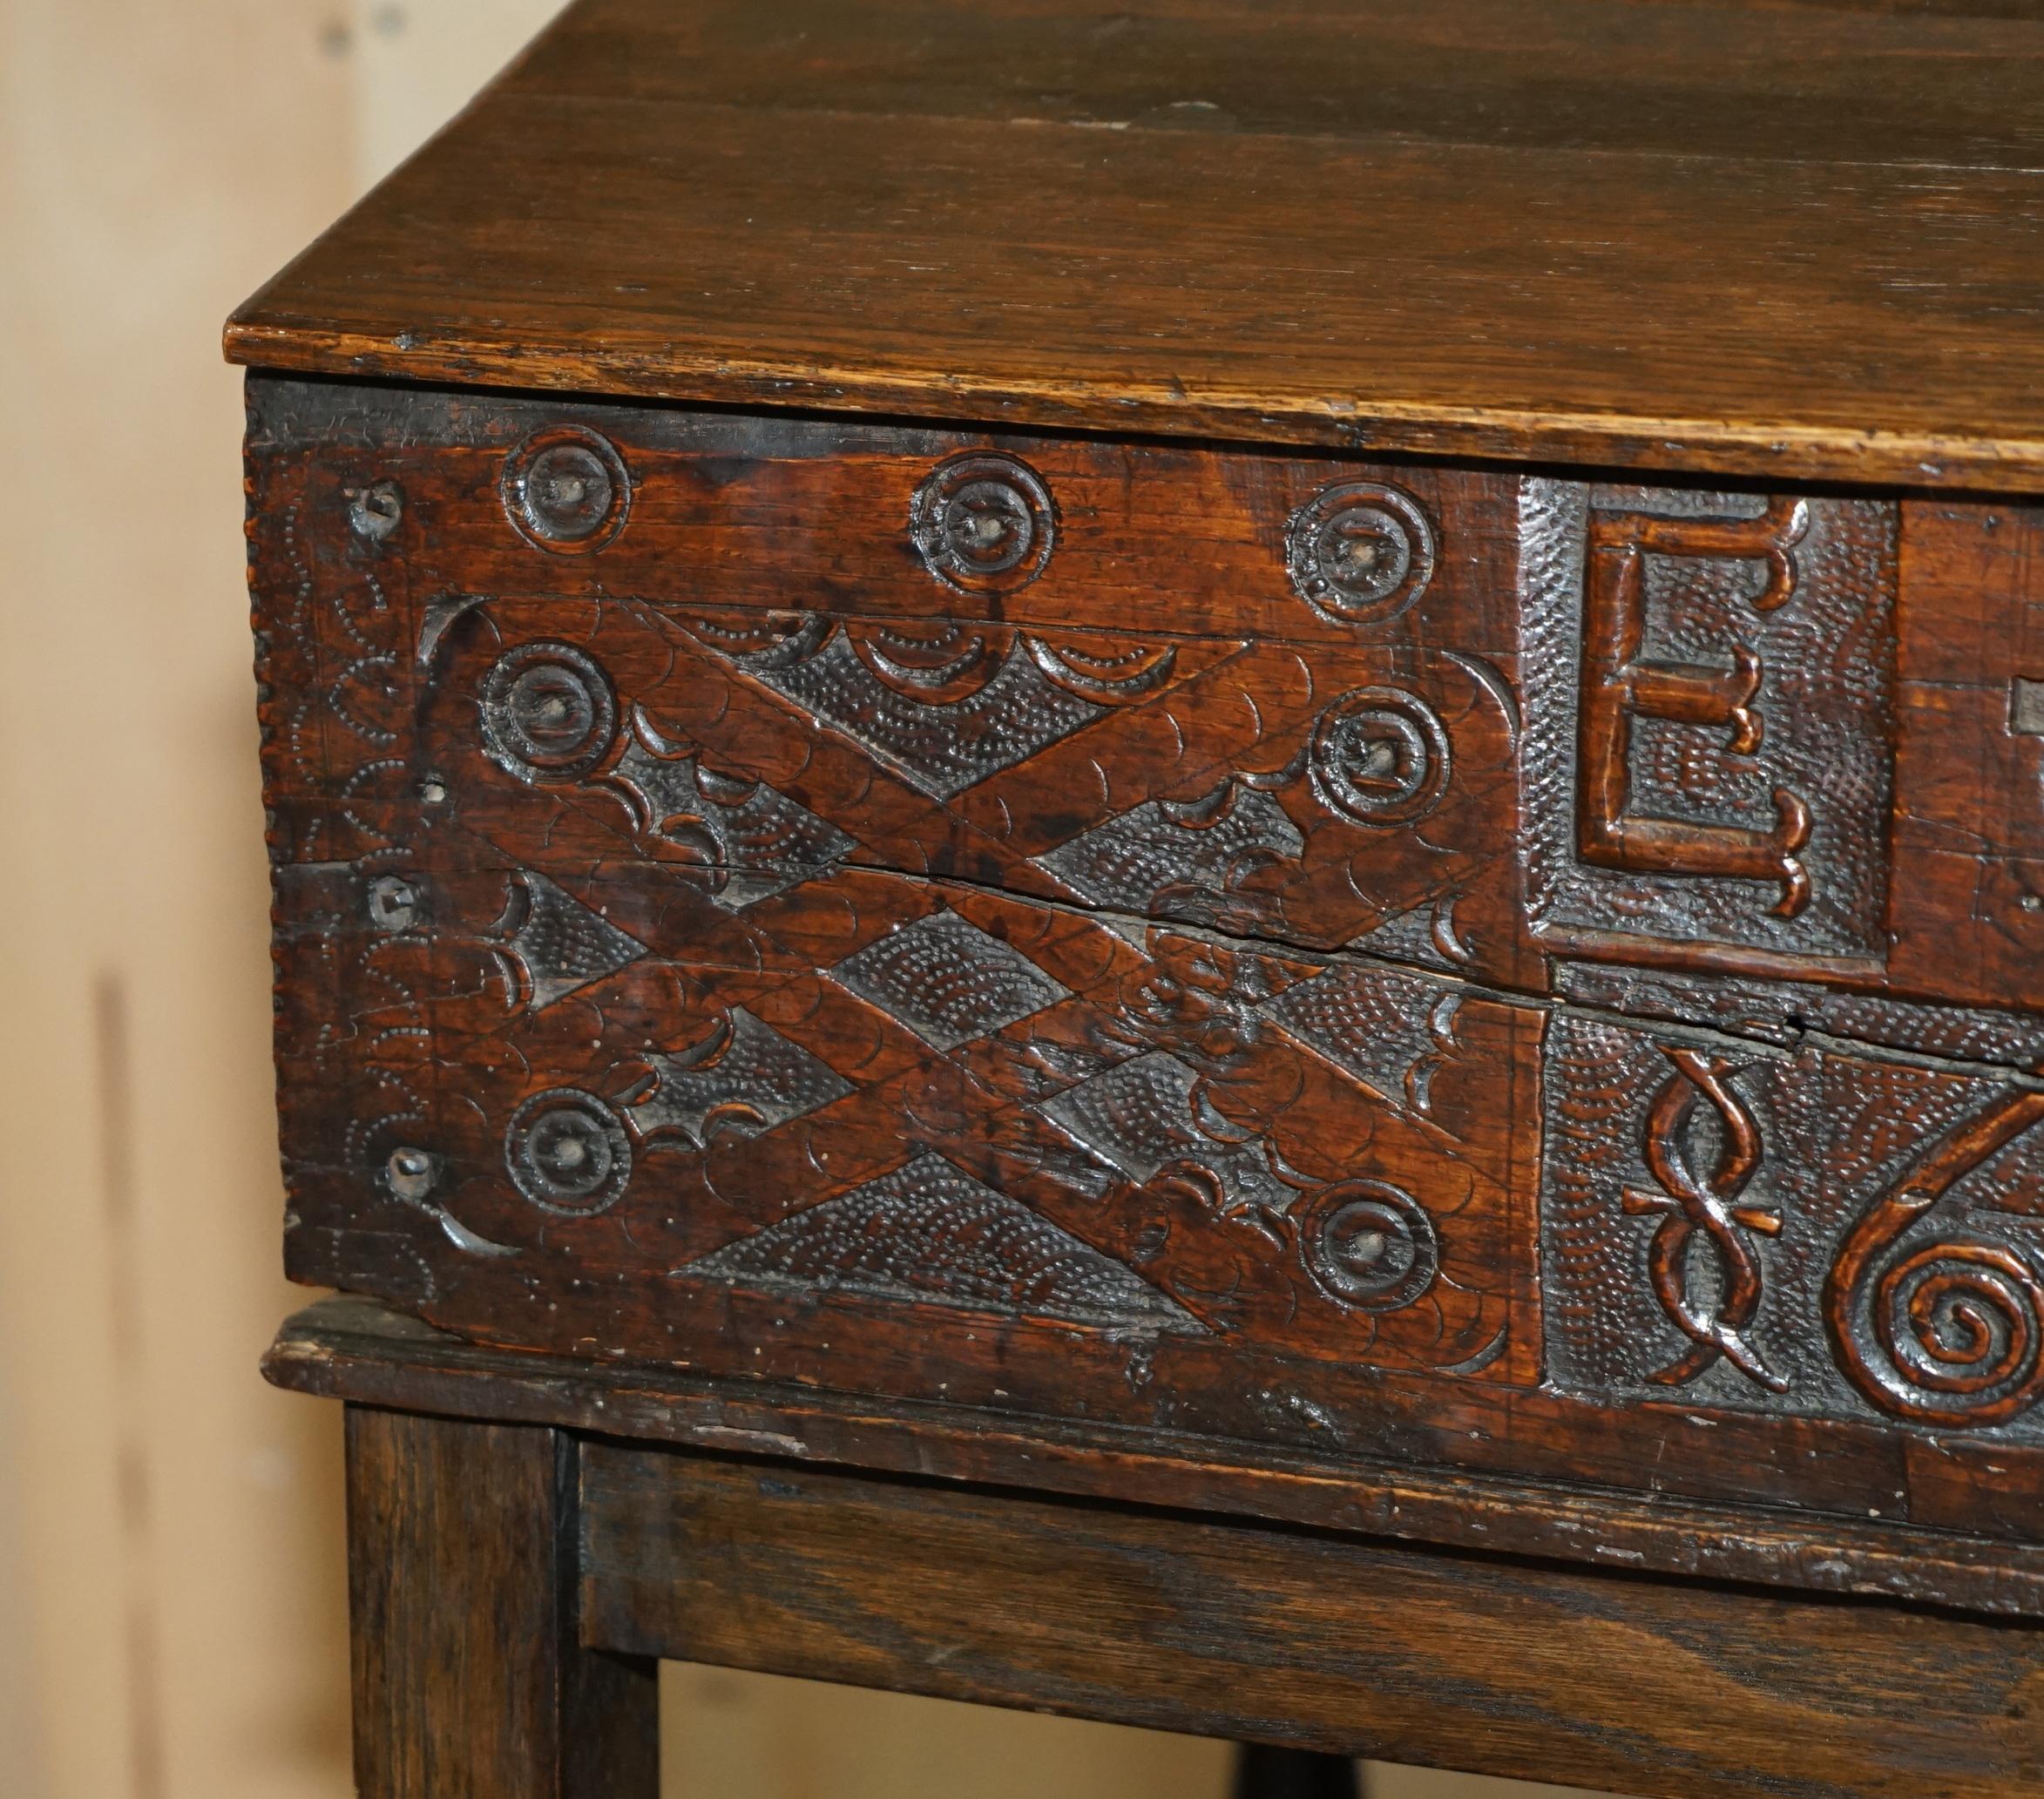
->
(223, 0, 2044, 489)
(235, 8, 2044, 1789)
(249, 372, 2044, 1562)
(346, 1408, 657, 1799)
(579, 1442, 2044, 1799)
(270, 1295, 2044, 1620)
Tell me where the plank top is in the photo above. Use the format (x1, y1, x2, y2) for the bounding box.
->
(227, 0, 2044, 487)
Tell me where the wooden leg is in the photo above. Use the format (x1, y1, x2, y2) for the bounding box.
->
(1233, 1744, 1365, 1799)
(345, 1406, 659, 1799)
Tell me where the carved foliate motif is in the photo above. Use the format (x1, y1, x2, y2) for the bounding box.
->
(278, 841, 1536, 1373)
(602, 714, 856, 910)
(625, 1008, 854, 1151)
(696, 614, 1106, 799)
(491, 869, 651, 1011)
(262, 381, 2044, 1547)
(1040, 1048, 1305, 1219)
(1034, 781, 1307, 933)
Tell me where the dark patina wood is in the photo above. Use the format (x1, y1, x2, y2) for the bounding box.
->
(295, 1311, 2044, 1799)
(268, 1295, 2044, 1620)
(346, 1408, 658, 1799)
(578, 1444, 2044, 1799)
(234, 3, 2044, 1792)
(225, 0, 2044, 488)
(250, 374, 2044, 1551)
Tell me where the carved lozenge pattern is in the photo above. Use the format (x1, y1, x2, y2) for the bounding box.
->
(248, 376, 2044, 1543)
(681, 1153, 1203, 1333)
(272, 852, 1540, 1378)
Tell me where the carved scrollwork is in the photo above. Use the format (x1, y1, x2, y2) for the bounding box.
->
(479, 641, 618, 784)
(504, 1087, 633, 1214)
(1296, 1180, 1439, 1312)
(910, 451, 1055, 593)
(1827, 1085, 2044, 1426)
(1308, 686, 1451, 825)
(1024, 634, 1179, 704)
(501, 426, 632, 552)
(1622, 1046, 1787, 1392)
(1284, 481, 1436, 625)
(846, 619, 1010, 702)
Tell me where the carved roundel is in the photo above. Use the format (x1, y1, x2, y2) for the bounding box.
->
(1285, 482, 1435, 625)
(504, 1089, 633, 1215)
(1871, 1241, 2044, 1421)
(1308, 686, 1451, 825)
(479, 642, 618, 785)
(1298, 1180, 1440, 1312)
(910, 452, 1056, 594)
(502, 426, 632, 552)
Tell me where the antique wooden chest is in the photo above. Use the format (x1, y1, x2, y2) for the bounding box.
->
(239, 0, 2044, 1639)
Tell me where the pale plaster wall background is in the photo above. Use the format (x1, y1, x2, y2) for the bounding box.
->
(0, 4, 1608, 1796)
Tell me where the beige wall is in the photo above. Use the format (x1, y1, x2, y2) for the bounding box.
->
(0, 4, 1606, 1796)
(1, 4, 355, 1796)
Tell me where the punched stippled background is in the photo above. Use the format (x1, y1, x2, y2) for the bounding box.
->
(0, 4, 1608, 1796)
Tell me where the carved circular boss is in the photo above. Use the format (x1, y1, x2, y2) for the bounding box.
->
(1286, 482, 1436, 625)
(502, 426, 633, 552)
(504, 1088, 633, 1215)
(1298, 1180, 1440, 1312)
(910, 451, 1056, 594)
(1309, 686, 1451, 826)
(479, 641, 618, 785)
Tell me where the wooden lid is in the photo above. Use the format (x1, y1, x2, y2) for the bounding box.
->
(227, 0, 2044, 490)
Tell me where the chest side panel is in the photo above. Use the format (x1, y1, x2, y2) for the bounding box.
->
(250, 375, 2044, 1544)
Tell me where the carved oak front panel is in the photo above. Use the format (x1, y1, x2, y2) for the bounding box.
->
(1545, 1014, 2044, 1435)
(250, 375, 2044, 1543)
(1520, 480, 1896, 971)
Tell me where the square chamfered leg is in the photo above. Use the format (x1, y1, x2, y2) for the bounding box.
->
(344, 1408, 659, 1799)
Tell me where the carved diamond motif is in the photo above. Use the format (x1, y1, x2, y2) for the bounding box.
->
(1039, 1050, 1297, 1216)
(499, 869, 649, 1011)
(1034, 783, 1304, 917)
(626, 1009, 853, 1149)
(679, 1153, 1201, 1332)
(729, 626, 1102, 798)
(830, 911, 1069, 1049)
(1264, 965, 1461, 1116)
(610, 733, 855, 909)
